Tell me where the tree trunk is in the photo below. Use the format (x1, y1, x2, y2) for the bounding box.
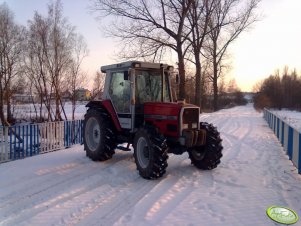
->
(55, 95, 62, 121)
(6, 96, 12, 123)
(59, 97, 67, 120)
(194, 53, 202, 107)
(177, 46, 186, 101)
(6, 90, 13, 123)
(0, 89, 6, 125)
(40, 96, 43, 121)
(72, 97, 76, 121)
(213, 61, 218, 111)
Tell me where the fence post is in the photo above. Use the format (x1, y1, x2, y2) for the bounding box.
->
(30, 124, 33, 156)
(288, 127, 294, 160)
(281, 122, 284, 146)
(292, 130, 299, 169)
(283, 124, 289, 154)
(64, 121, 69, 147)
(60, 121, 64, 149)
(9, 127, 13, 160)
(5, 127, 8, 161)
(299, 133, 301, 174)
(37, 124, 40, 154)
(81, 120, 84, 144)
(277, 118, 280, 138)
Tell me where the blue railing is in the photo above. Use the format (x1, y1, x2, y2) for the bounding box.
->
(64, 120, 84, 147)
(264, 109, 301, 174)
(0, 120, 83, 163)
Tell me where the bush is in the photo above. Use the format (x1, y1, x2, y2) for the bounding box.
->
(253, 93, 272, 111)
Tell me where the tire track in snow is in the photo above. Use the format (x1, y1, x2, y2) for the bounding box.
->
(68, 155, 195, 226)
(113, 155, 213, 226)
(25, 161, 156, 226)
(72, 177, 156, 226)
(211, 111, 255, 163)
(0, 152, 135, 225)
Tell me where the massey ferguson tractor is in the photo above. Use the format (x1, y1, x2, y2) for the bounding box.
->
(83, 61, 223, 179)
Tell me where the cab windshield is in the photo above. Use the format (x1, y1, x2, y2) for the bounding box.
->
(135, 70, 171, 104)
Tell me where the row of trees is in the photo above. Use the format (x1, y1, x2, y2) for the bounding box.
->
(183, 76, 247, 109)
(1, 0, 258, 125)
(253, 67, 301, 111)
(0, 1, 88, 124)
(93, 0, 260, 110)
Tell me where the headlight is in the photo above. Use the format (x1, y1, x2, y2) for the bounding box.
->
(183, 124, 188, 129)
(192, 123, 198, 129)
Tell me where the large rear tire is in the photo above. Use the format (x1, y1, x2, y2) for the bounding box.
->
(84, 109, 117, 161)
(133, 126, 168, 179)
(188, 122, 223, 170)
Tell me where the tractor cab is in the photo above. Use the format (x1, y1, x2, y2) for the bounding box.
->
(100, 61, 174, 130)
(84, 61, 223, 179)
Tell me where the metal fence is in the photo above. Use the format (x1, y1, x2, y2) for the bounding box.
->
(0, 120, 83, 163)
(264, 109, 301, 174)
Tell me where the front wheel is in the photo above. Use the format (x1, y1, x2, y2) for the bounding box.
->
(133, 126, 168, 179)
(84, 109, 117, 161)
(188, 122, 223, 170)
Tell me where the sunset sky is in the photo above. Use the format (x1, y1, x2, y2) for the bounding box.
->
(1, 0, 300, 91)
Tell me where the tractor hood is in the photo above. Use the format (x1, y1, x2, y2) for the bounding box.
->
(144, 102, 199, 117)
(144, 102, 182, 117)
(143, 102, 200, 137)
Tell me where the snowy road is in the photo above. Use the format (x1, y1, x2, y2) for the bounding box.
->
(0, 105, 300, 226)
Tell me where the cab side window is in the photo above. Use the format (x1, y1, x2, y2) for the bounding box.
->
(109, 72, 130, 113)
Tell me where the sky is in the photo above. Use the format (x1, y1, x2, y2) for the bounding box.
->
(1, 0, 301, 92)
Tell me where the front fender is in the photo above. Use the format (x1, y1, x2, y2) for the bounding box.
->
(86, 100, 122, 131)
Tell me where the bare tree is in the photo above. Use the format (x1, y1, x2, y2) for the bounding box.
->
(26, 0, 86, 121)
(45, 0, 75, 121)
(204, 0, 260, 110)
(0, 3, 25, 125)
(26, 12, 53, 121)
(226, 78, 238, 93)
(67, 35, 88, 120)
(92, 71, 105, 100)
(93, 0, 194, 100)
(186, 0, 215, 106)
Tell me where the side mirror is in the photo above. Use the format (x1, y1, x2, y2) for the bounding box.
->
(124, 71, 129, 80)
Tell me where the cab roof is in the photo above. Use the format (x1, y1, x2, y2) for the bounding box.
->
(100, 61, 173, 73)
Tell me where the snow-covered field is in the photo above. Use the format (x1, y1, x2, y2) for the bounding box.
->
(0, 105, 300, 226)
(271, 109, 301, 132)
(11, 102, 87, 121)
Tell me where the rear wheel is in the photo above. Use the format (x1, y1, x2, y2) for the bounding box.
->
(84, 109, 117, 161)
(188, 122, 223, 170)
(133, 126, 168, 179)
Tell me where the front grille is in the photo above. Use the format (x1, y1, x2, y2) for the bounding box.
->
(182, 108, 199, 125)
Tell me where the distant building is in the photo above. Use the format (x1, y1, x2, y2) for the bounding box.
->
(75, 88, 91, 101)
(12, 94, 34, 104)
(61, 90, 72, 101)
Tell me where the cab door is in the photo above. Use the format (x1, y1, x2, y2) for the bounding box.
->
(108, 71, 132, 129)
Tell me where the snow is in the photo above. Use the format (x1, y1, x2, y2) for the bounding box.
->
(271, 109, 301, 132)
(11, 102, 87, 121)
(0, 104, 301, 226)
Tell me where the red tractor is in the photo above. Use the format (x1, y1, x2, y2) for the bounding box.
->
(84, 61, 223, 179)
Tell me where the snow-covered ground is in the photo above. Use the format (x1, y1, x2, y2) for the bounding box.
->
(0, 105, 300, 226)
(11, 102, 87, 121)
(271, 109, 301, 132)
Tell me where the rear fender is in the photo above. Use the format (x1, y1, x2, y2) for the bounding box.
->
(86, 100, 122, 131)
